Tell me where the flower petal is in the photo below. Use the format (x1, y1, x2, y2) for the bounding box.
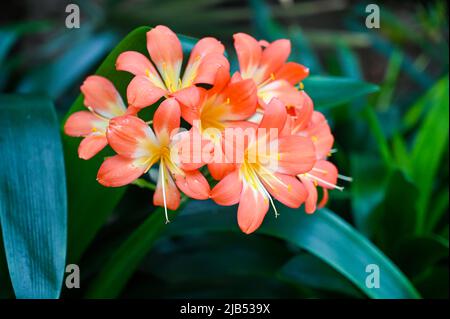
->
(262, 173, 307, 208)
(127, 75, 167, 109)
(64, 111, 107, 137)
(237, 183, 269, 234)
(258, 79, 302, 107)
(116, 51, 166, 90)
(153, 164, 181, 210)
(97, 155, 147, 187)
(275, 135, 316, 175)
(258, 98, 287, 133)
(208, 162, 236, 181)
(306, 111, 334, 159)
(210, 169, 242, 205)
(318, 188, 329, 209)
(147, 25, 183, 88)
(78, 134, 108, 160)
(153, 98, 181, 141)
(300, 176, 318, 214)
(233, 33, 262, 80)
(275, 62, 309, 85)
(182, 37, 226, 86)
(173, 86, 205, 124)
(173, 128, 210, 170)
(175, 170, 210, 200)
(219, 79, 258, 121)
(107, 115, 157, 158)
(291, 91, 314, 132)
(310, 160, 338, 189)
(81, 75, 126, 118)
(257, 39, 290, 81)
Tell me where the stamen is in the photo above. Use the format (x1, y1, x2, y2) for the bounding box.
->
(270, 73, 275, 80)
(160, 160, 170, 224)
(305, 173, 344, 191)
(268, 193, 279, 218)
(338, 174, 353, 182)
(87, 107, 110, 121)
(299, 82, 304, 90)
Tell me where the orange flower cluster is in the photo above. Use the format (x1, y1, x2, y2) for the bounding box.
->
(65, 26, 343, 234)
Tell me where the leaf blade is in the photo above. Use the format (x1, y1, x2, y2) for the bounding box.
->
(165, 201, 420, 299)
(0, 94, 67, 298)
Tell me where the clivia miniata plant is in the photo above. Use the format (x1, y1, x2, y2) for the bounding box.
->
(3, 3, 446, 299)
(64, 26, 347, 234)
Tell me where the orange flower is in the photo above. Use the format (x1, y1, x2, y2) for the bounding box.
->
(64, 75, 127, 160)
(288, 96, 343, 213)
(116, 25, 227, 111)
(233, 33, 309, 110)
(173, 66, 258, 179)
(210, 99, 316, 234)
(97, 99, 210, 222)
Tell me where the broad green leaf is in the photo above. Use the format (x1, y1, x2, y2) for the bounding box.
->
(375, 50, 403, 111)
(165, 201, 420, 299)
(426, 187, 449, 232)
(392, 134, 410, 174)
(350, 154, 390, 236)
(371, 171, 419, 254)
(393, 235, 448, 278)
(63, 26, 198, 263)
(303, 76, 379, 110)
(0, 94, 67, 298)
(279, 253, 363, 298)
(414, 265, 449, 299)
(1, 21, 50, 66)
(364, 106, 393, 166)
(0, 30, 17, 66)
(336, 41, 362, 80)
(410, 76, 449, 232)
(17, 32, 117, 99)
(143, 233, 290, 284)
(0, 231, 14, 298)
(85, 206, 183, 298)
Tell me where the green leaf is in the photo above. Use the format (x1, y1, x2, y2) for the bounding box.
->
(0, 231, 14, 298)
(279, 253, 363, 298)
(303, 76, 379, 110)
(409, 76, 449, 233)
(336, 41, 362, 80)
(427, 187, 449, 232)
(0, 94, 67, 298)
(350, 154, 390, 236)
(165, 201, 420, 299)
(0, 29, 17, 66)
(143, 233, 290, 284)
(364, 106, 393, 166)
(393, 235, 448, 278)
(17, 32, 117, 99)
(371, 171, 419, 253)
(63, 26, 198, 263)
(85, 206, 183, 299)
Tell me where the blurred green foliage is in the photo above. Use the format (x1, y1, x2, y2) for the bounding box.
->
(0, 0, 448, 299)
